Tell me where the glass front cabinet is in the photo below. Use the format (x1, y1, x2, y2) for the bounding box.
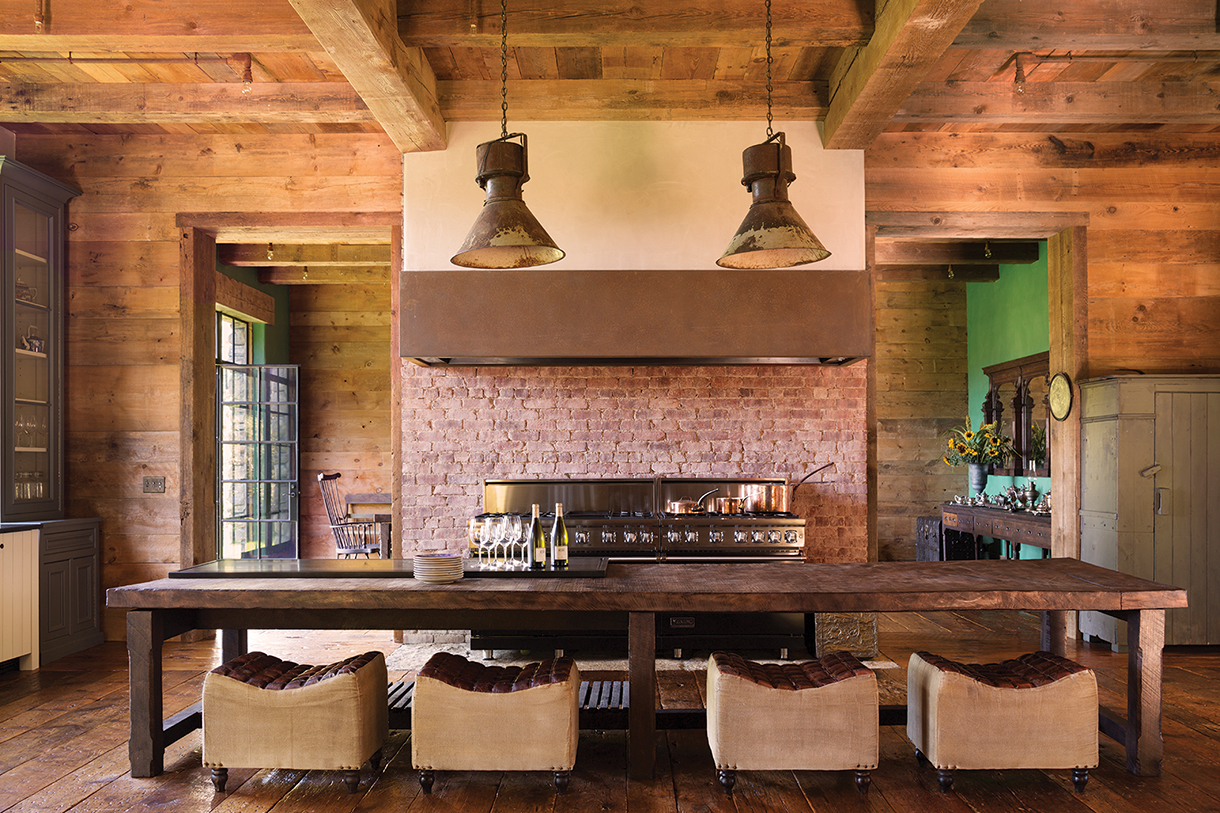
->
(1, 157, 79, 521)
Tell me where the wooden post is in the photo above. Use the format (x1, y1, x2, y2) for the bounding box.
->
(179, 227, 217, 570)
(1048, 226, 1087, 562)
(1040, 610, 1069, 655)
(1126, 608, 1165, 776)
(127, 611, 164, 778)
(628, 612, 656, 780)
(390, 223, 402, 562)
(220, 629, 247, 664)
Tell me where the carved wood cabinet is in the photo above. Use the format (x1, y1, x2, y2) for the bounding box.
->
(982, 351, 1050, 477)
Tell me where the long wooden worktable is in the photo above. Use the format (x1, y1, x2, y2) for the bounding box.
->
(107, 558, 1187, 781)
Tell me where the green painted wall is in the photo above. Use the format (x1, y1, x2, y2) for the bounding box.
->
(965, 242, 1050, 559)
(216, 260, 291, 364)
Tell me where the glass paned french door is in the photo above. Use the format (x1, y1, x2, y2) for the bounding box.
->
(217, 365, 299, 559)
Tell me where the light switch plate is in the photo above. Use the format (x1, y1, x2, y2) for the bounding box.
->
(143, 476, 166, 493)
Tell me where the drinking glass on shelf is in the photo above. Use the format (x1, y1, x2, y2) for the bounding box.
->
(15, 414, 31, 447)
(35, 413, 47, 449)
(467, 517, 483, 562)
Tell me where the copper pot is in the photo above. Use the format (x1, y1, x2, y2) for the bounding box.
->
(713, 496, 744, 514)
(666, 488, 719, 515)
(742, 464, 833, 513)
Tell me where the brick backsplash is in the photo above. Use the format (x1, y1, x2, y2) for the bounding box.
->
(400, 362, 869, 563)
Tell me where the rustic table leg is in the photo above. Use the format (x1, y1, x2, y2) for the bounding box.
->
(221, 629, 247, 663)
(628, 611, 656, 780)
(1040, 610, 1069, 656)
(1126, 608, 1165, 776)
(127, 610, 164, 777)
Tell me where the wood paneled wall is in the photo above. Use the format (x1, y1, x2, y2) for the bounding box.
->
(867, 132, 1220, 376)
(873, 279, 968, 560)
(866, 131, 1220, 559)
(14, 133, 401, 638)
(292, 283, 392, 560)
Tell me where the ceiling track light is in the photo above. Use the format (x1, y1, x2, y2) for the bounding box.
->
(451, 0, 564, 269)
(717, 0, 829, 270)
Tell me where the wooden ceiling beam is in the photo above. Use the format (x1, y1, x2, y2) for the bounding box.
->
(876, 264, 1000, 282)
(896, 81, 1220, 124)
(875, 240, 1041, 265)
(867, 211, 1090, 239)
(398, 0, 874, 49)
(439, 79, 825, 121)
(822, 0, 985, 150)
(0, 82, 374, 123)
(221, 243, 392, 266)
(0, 0, 319, 51)
(288, 0, 445, 152)
(957, 0, 1220, 50)
(258, 265, 390, 284)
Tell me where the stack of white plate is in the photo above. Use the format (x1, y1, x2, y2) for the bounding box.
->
(412, 553, 464, 584)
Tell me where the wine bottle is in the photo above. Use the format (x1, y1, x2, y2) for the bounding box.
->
(550, 502, 569, 569)
(529, 504, 546, 569)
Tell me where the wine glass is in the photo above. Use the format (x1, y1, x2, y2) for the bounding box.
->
(477, 519, 497, 569)
(507, 514, 525, 568)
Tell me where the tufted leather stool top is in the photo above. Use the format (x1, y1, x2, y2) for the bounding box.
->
(211, 650, 382, 690)
(711, 650, 873, 691)
(913, 650, 1089, 688)
(418, 651, 576, 693)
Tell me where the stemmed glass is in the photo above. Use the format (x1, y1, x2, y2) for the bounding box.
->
(506, 514, 525, 568)
(477, 519, 497, 569)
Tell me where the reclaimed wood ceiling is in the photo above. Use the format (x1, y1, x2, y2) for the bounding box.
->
(2, 0, 1219, 151)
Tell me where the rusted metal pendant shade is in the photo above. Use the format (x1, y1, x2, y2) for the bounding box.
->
(717, 133, 830, 269)
(451, 135, 564, 269)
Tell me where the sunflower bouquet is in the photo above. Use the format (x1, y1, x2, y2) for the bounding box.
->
(942, 418, 1015, 468)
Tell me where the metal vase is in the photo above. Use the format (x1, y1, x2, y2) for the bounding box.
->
(967, 463, 990, 495)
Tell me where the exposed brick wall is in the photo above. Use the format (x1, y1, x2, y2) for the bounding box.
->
(400, 362, 869, 563)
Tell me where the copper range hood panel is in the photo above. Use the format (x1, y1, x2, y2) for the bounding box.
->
(400, 268, 872, 366)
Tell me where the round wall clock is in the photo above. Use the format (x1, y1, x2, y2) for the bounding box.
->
(1049, 372, 1073, 421)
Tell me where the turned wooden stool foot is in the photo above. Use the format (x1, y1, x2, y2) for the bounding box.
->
(211, 767, 228, 793)
(937, 768, 954, 792)
(554, 770, 570, 793)
(419, 769, 434, 794)
(854, 769, 871, 795)
(718, 768, 737, 795)
(1072, 768, 1090, 793)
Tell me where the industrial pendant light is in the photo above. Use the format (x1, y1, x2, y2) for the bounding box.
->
(717, 0, 830, 269)
(451, 0, 564, 268)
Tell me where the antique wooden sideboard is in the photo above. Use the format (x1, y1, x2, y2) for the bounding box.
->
(939, 504, 1051, 559)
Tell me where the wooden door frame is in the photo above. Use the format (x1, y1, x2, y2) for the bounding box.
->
(176, 212, 402, 570)
(865, 211, 1090, 566)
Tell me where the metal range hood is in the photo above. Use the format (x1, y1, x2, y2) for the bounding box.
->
(400, 268, 872, 366)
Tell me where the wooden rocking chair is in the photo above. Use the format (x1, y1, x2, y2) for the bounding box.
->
(318, 472, 381, 559)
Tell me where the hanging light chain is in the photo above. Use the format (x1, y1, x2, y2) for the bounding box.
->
(764, 0, 774, 137)
(499, 0, 509, 138)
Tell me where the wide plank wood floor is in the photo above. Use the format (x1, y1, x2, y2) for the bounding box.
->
(2, 613, 1218, 812)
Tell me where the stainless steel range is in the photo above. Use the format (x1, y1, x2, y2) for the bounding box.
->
(474, 477, 811, 658)
(482, 477, 805, 560)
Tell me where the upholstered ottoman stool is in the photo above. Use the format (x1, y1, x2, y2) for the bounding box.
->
(906, 650, 1098, 792)
(411, 652, 579, 793)
(202, 651, 388, 793)
(706, 651, 879, 795)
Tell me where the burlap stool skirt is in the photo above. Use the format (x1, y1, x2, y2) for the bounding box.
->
(411, 652, 580, 793)
(906, 650, 1098, 792)
(202, 651, 389, 793)
(706, 651, 879, 795)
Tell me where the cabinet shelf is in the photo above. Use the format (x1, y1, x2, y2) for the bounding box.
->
(15, 299, 50, 313)
(15, 447, 48, 454)
(14, 247, 48, 263)
(15, 348, 48, 359)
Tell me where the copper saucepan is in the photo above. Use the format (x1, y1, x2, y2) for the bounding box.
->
(666, 488, 719, 515)
(713, 496, 745, 514)
(742, 464, 834, 513)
